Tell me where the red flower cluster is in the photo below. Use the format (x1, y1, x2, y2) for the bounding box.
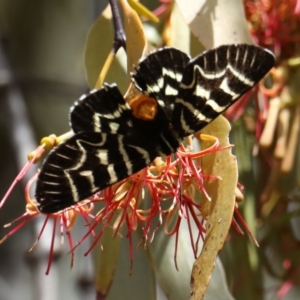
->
(0, 133, 227, 273)
(244, 0, 300, 61)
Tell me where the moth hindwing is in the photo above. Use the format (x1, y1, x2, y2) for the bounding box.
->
(36, 44, 275, 213)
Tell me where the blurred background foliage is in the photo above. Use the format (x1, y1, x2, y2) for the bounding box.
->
(0, 0, 299, 299)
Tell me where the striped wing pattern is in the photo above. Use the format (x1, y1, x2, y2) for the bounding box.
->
(36, 132, 163, 213)
(132, 44, 275, 137)
(131, 47, 190, 120)
(70, 84, 133, 134)
(36, 44, 275, 213)
(36, 85, 180, 213)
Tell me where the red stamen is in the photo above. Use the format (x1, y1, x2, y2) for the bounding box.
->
(45, 218, 57, 275)
(0, 145, 44, 209)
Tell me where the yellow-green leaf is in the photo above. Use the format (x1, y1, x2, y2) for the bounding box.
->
(84, 7, 127, 90)
(120, 0, 147, 79)
(190, 116, 238, 299)
(94, 227, 121, 297)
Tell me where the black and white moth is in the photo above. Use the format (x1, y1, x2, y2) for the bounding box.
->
(35, 44, 275, 213)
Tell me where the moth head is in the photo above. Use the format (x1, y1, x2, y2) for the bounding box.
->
(129, 94, 158, 121)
